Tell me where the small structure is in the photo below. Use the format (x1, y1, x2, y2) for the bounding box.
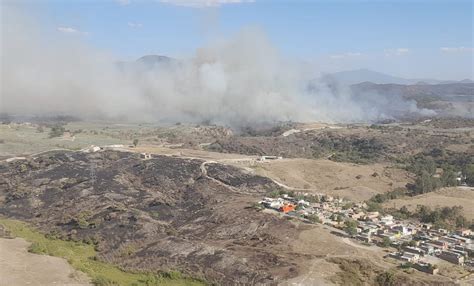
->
(356, 232, 372, 243)
(439, 251, 464, 265)
(456, 228, 472, 237)
(413, 262, 439, 275)
(279, 204, 296, 213)
(403, 246, 425, 257)
(81, 145, 101, 153)
(257, 155, 283, 162)
(140, 153, 152, 159)
(400, 252, 420, 263)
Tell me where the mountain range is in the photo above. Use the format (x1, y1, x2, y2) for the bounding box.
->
(322, 68, 473, 86)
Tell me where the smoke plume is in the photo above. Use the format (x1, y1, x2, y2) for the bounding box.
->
(0, 5, 434, 128)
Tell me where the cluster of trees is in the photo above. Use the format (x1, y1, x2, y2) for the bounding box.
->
(408, 149, 474, 194)
(412, 205, 471, 230)
(311, 135, 386, 164)
(48, 124, 66, 138)
(389, 205, 473, 230)
(344, 219, 358, 236)
(408, 156, 455, 195)
(369, 188, 407, 204)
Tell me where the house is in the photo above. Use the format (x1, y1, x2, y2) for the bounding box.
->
(456, 228, 472, 237)
(392, 225, 411, 236)
(380, 233, 398, 241)
(257, 155, 282, 161)
(439, 251, 464, 265)
(366, 212, 380, 220)
(140, 153, 152, 159)
(279, 204, 296, 213)
(400, 252, 420, 263)
(350, 211, 365, 220)
(297, 200, 310, 207)
(419, 244, 434, 255)
(380, 215, 394, 225)
(451, 235, 471, 244)
(403, 246, 425, 257)
(261, 198, 284, 210)
(430, 240, 448, 250)
(356, 231, 373, 243)
(81, 145, 101, 153)
(413, 262, 439, 275)
(421, 223, 432, 230)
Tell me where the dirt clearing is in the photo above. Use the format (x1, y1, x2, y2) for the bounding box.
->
(0, 237, 90, 286)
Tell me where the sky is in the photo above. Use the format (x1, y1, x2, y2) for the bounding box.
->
(2, 0, 473, 80)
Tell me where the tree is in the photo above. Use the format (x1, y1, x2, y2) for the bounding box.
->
(132, 139, 139, 147)
(414, 171, 437, 194)
(307, 214, 321, 224)
(381, 237, 391, 248)
(465, 164, 474, 186)
(441, 169, 458, 187)
(344, 219, 358, 236)
(376, 272, 395, 286)
(48, 124, 66, 138)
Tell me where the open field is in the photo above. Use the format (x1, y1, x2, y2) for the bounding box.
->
(251, 158, 412, 201)
(383, 187, 474, 220)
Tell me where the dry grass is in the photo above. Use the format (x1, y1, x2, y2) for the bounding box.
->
(251, 158, 412, 201)
(384, 187, 474, 220)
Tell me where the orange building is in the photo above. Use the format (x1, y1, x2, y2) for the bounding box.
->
(279, 204, 296, 213)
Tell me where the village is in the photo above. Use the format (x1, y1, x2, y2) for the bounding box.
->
(258, 191, 474, 276)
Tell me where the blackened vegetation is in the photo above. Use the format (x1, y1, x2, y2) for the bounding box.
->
(0, 150, 305, 285)
(207, 132, 387, 164)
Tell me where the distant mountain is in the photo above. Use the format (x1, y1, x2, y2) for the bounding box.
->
(351, 81, 474, 96)
(116, 55, 179, 72)
(322, 69, 472, 86)
(136, 55, 177, 69)
(322, 69, 413, 85)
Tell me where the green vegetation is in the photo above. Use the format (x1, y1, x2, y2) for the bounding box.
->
(375, 271, 395, 286)
(380, 237, 391, 248)
(369, 188, 407, 204)
(49, 124, 66, 138)
(307, 214, 321, 223)
(133, 139, 139, 147)
(466, 164, 474, 186)
(0, 218, 205, 286)
(311, 136, 386, 164)
(344, 219, 358, 236)
(406, 149, 474, 194)
(386, 205, 473, 230)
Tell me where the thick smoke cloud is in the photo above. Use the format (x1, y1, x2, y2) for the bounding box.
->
(0, 5, 433, 128)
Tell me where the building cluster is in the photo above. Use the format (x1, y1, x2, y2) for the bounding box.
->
(259, 193, 474, 274)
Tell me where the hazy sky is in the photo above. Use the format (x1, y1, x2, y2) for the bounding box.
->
(2, 0, 473, 80)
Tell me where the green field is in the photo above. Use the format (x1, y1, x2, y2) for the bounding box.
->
(0, 218, 206, 286)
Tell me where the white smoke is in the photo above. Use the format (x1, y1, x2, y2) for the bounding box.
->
(0, 5, 433, 128)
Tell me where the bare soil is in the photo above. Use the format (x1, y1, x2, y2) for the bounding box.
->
(0, 237, 91, 286)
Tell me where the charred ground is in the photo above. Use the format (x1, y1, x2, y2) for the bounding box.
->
(0, 150, 305, 285)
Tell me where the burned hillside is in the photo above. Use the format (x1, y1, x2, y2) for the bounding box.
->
(0, 150, 306, 285)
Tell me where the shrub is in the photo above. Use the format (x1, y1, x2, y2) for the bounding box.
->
(375, 272, 395, 286)
(49, 124, 66, 138)
(92, 276, 119, 286)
